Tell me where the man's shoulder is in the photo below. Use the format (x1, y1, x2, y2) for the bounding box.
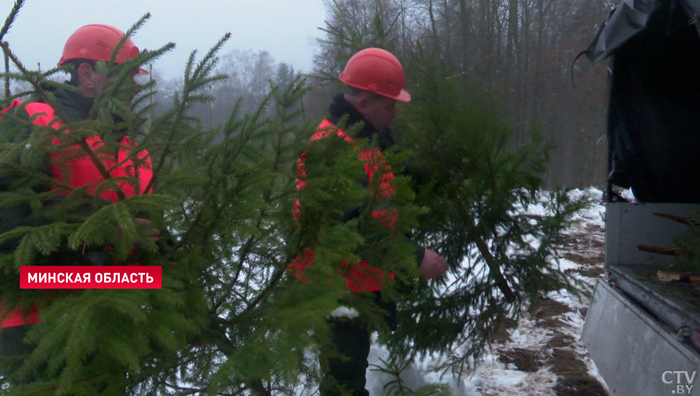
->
(1, 99, 31, 115)
(316, 118, 337, 129)
(0, 100, 34, 142)
(2, 99, 60, 118)
(312, 118, 355, 144)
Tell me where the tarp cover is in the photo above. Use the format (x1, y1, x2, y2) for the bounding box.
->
(587, 0, 700, 62)
(586, 0, 659, 63)
(588, 0, 700, 203)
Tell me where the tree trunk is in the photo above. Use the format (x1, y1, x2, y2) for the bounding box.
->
(458, 0, 470, 73)
(428, 0, 441, 54)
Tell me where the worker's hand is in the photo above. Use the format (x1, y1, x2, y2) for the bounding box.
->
(419, 249, 448, 279)
(135, 217, 160, 244)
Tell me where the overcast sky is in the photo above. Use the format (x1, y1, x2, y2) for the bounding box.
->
(1, 0, 327, 80)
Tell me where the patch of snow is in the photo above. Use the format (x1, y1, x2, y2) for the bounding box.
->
(556, 257, 581, 272)
(621, 188, 636, 201)
(471, 355, 557, 396)
(329, 306, 360, 319)
(568, 187, 604, 203)
(311, 188, 610, 395)
(507, 318, 555, 347)
(547, 290, 588, 311)
(366, 342, 478, 396)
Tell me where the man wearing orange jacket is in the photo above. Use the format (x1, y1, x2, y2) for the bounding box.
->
(292, 48, 448, 396)
(0, 24, 158, 379)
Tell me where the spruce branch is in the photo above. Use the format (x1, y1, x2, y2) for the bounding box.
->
(0, 40, 30, 82)
(143, 34, 230, 194)
(247, 380, 272, 396)
(164, 382, 207, 394)
(94, 39, 176, 120)
(78, 140, 128, 200)
(0, 0, 23, 42)
(3, 45, 10, 105)
(455, 200, 515, 302)
(0, 161, 75, 194)
(172, 94, 272, 253)
(112, 13, 151, 65)
(238, 266, 287, 317)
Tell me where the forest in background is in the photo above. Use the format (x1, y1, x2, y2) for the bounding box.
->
(180, 0, 612, 189)
(307, 0, 613, 189)
(3, 0, 613, 188)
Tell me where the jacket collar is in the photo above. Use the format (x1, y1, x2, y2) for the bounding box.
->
(39, 84, 95, 123)
(36, 83, 128, 142)
(327, 92, 395, 151)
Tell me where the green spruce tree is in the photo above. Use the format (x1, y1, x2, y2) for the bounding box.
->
(0, 2, 427, 395)
(386, 47, 588, 370)
(312, 0, 588, 373)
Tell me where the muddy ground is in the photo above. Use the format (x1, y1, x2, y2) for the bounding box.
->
(480, 214, 611, 395)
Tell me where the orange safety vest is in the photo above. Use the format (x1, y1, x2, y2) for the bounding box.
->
(289, 119, 398, 293)
(0, 99, 153, 328)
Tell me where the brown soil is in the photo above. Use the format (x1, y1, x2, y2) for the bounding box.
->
(546, 331, 575, 349)
(550, 348, 609, 396)
(546, 219, 610, 395)
(578, 307, 588, 319)
(567, 265, 605, 278)
(563, 252, 604, 266)
(488, 208, 610, 395)
(498, 348, 543, 372)
(492, 316, 519, 343)
(560, 222, 605, 264)
(526, 293, 609, 394)
(530, 297, 573, 329)
(530, 298, 572, 318)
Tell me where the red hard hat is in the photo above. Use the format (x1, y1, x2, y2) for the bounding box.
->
(339, 48, 410, 102)
(58, 24, 148, 75)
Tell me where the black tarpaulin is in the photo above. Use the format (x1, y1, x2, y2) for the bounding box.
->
(587, 0, 700, 203)
(587, 0, 700, 62)
(586, 0, 659, 63)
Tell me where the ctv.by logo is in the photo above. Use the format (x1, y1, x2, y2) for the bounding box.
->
(662, 371, 697, 394)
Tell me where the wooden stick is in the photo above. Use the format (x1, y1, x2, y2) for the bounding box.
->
(637, 244, 679, 256)
(653, 212, 690, 225)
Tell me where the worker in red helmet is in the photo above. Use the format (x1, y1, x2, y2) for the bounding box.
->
(0, 24, 158, 383)
(58, 24, 149, 97)
(291, 48, 448, 396)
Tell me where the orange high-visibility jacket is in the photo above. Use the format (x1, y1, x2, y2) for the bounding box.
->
(289, 119, 398, 293)
(0, 99, 153, 328)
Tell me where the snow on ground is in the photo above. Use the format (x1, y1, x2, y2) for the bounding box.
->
(364, 187, 611, 396)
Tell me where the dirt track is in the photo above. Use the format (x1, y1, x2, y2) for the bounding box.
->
(472, 206, 610, 396)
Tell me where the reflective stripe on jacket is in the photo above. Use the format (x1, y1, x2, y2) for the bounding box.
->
(15, 100, 153, 201)
(289, 119, 397, 293)
(0, 99, 153, 328)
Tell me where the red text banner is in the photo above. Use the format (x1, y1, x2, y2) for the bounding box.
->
(19, 266, 162, 289)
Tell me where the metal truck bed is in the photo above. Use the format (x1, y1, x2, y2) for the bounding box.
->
(608, 264, 700, 336)
(582, 279, 700, 396)
(581, 202, 700, 396)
